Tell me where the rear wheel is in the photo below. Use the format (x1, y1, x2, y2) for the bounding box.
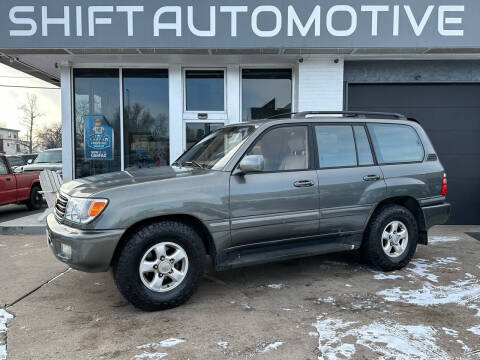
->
(26, 186, 43, 210)
(113, 221, 206, 311)
(361, 205, 418, 271)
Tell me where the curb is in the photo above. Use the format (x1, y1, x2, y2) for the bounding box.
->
(0, 226, 46, 235)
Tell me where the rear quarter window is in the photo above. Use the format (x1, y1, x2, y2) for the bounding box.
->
(367, 123, 424, 164)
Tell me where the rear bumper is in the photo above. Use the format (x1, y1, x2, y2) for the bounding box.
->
(422, 202, 451, 230)
(46, 214, 124, 273)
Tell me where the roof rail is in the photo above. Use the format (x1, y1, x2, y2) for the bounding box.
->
(292, 111, 407, 120)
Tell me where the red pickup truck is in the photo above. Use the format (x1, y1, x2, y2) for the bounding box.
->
(0, 155, 43, 210)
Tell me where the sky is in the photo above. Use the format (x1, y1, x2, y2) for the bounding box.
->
(0, 63, 61, 138)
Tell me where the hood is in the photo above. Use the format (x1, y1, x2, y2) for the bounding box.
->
(23, 163, 62, 172)
(61, 166, 213, 198)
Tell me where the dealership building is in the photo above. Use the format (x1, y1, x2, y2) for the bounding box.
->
(1, 1, 479, 224)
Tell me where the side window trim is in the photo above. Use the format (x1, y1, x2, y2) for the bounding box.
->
(353, 124, 376, 167)
(236, 124, 312, 174)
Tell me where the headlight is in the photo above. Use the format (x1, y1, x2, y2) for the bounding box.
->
(65, 197, 108, 224)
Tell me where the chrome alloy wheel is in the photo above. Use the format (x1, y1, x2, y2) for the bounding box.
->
(381, 220, 409, 258)
(139, 242, 189, 292)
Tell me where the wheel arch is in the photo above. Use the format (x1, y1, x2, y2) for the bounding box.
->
(366, 197, 428, 245)
(111, 214, 217, 267)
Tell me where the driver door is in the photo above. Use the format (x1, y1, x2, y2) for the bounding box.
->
(229, 125, 320, 249)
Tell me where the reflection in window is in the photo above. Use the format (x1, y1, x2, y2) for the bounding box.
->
(316, 125, 357, 169)
(186, 123, 223, 150)
(353, 126, 374, 166)
(185, 70, 225, 111)
(73, 69, 120, 178)
(123, 69, 169, 170)
(247, 126, 308, 171)
(242, 69, 292, 122)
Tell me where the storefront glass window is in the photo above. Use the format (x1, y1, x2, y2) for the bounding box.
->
(123, 69, 169, 169)
(73, 69, 120, 178)
(186, 123, 224, 150)
(185, 70, 225, 111)
(242, 69, 292, 122)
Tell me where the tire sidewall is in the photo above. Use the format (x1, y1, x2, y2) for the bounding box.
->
(28, 186, 42, 210)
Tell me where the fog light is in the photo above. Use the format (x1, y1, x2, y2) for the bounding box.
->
(60, 243, 72, 259)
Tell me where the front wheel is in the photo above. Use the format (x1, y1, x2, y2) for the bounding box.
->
(113, 221, 206, 311)
(26, 186, 43, 210)
(361, 205, 418, 271)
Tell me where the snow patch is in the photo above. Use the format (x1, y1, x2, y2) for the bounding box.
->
(267, 284, 284, 289)
(0, 244, 6, 248)
(133, 352, 167, 359)
(217, 341, 229, 350)
(429, 236, 460, 244)
(377, 274, 480, 307)
(442, 327, 458, 337)
(312, 317, 449, 360)
(468, 325, 480, 336)
(136, 338, 185, 350)
(345, 284, 352, 287)
(0, 309, 14, 360)
(261, 341, 283, 353)
(373, 273, 404, 280)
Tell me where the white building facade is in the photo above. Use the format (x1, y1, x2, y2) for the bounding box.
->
(0, 128, 29, 155)
(1, 1, 479, 224)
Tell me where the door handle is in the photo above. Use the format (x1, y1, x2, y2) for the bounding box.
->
(294, 180, 314, 188)
(363, 175, 381, 182)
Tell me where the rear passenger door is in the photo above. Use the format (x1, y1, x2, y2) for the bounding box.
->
(314, 124, 386, 235)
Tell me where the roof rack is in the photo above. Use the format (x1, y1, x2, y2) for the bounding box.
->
(268, 111, 407, 120)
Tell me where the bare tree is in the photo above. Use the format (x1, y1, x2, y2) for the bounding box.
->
(19, 93, 44, 153)
(35, 123, 62, 150)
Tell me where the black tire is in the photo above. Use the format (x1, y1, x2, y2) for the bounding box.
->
(112, 221, 206, 311)
(361, 204, 418, 271)
(26, 186, 43, 210)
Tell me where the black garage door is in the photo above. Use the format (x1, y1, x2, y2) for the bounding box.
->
(348, 83, 480, 225)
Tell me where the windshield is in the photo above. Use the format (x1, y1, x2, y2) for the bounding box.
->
(34, 150, 62, 164)
(175, 126, 255, 170)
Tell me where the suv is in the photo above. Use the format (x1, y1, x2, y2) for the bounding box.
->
(47, 112, 450, 311)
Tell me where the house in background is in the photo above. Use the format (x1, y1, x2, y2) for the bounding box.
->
(0, 127, 30, 155)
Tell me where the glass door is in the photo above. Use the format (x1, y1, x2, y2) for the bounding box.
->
(182, 69, 227, 151)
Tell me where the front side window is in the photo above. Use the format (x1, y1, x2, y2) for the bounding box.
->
(185, 70, 225, 112)
(73, 69, 121, 178)
(242, 69, 292, 122)
(177, 125, 255, 170)
(316, 125, 357, 169)
(0, 160, 8, 175)
(368, 124, 424, 164)
(247, 126, 309, 172)
(123, 69, 169, 170)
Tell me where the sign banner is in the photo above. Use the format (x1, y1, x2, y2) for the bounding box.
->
(84, 115, 114, 161)
(0, 1, 477, 49)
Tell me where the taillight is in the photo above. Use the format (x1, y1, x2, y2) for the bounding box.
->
(441, 173, 447, 196)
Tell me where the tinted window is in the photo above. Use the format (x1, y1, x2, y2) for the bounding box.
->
(247, 126, 308, 172)
(316, 125, 357, 168)
(0, 160, 8, 175)
(185, 70, 224, 111)
(368, 124, 424, 164)
(242, 69, 292, 121)
(353, 126, 374, 166)
(7, 157, 25, 167)
(123, 69, 169, 170)
(186, 123, 224, 150)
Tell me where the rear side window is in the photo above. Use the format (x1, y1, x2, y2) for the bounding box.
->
(315, 125, 357, 168)
(368, 124, 424, 164)
(353, 126, 374, 166)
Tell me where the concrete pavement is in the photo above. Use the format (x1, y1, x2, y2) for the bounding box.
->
(1, 226, 480, 359)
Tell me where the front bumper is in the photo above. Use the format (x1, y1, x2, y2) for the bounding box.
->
(46, 214, 124, 273)
(422, 202, 451, 230)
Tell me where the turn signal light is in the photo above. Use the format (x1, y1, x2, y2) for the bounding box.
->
(88, 200, 108, 217)
(441, 173, 447, 196)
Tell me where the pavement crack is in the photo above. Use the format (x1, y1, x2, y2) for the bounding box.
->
(6, 268, 71, 309)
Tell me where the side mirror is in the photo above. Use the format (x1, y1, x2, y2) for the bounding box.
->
(27, 159, 33, 164)
(13, 167, 23, 173)
(238, 155, 264, 174)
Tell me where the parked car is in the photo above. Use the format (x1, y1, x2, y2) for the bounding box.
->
(20, 153, 38, 165)
(23, 148, 62, 173)
(5, 155, 26, 172)
(46, 112, 450, 311)
(0, 155, 43, 210)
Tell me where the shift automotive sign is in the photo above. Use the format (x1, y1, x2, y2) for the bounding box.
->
(84, 116, 114, 160)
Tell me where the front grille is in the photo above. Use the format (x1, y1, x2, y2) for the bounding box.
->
(54, 192, 69, 220)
